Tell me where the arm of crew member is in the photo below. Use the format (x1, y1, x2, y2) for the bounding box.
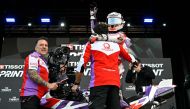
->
(71, 43, 91, 92)
(27, 69, 58, 90)
(71, 71, 83, 93)
(89, 34, 126, 43)
(74, 71, 83, 85)
(119, 45, 136, 63)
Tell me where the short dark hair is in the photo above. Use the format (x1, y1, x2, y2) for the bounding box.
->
(135, 58, 141, 63)
(93, 22, 108, 34)
(35, 36, 48, 45)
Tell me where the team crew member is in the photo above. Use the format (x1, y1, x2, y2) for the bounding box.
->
(90, 11, 135, 102)
(20, 37, 58, 109)
(72, 23, 136, 109)
(125, 58, 155, 94)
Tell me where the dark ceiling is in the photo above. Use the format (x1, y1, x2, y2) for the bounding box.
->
(1, 0, 184, 26)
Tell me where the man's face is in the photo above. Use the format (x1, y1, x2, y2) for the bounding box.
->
(107, 17, 124, 31)
(108, 24, 123, 31)
(35, 39, 48, 56)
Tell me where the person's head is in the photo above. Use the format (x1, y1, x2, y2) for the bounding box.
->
(129, 58, 142, 72)
(107, 12, 125, 31)
(93, 22, 108, 34)
(135, 58, 141, 64)
(35, 37, 48, 56)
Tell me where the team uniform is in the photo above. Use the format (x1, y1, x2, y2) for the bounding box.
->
(108, 32, 132, 77)
(75, 40, 135, 109)
(88, 11, 136, 108)
(20, 51, 49, 109)
(90, 11, 133, 78)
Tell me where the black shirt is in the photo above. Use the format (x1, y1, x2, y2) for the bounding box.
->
(125, 66, 155, 94)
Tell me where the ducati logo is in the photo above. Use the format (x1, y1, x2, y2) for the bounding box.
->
(102, 43, 113, 51)
(103, 43, 110, 49)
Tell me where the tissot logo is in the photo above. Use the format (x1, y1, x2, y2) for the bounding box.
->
(0, 64, 24, 70)
(142, 63, 164, 76)
(126, 86, 135, 90)
(0, 70, 23, 77)
(61, 44, 85, 51)
(8, 96, 19, 102)
(1, 87, 12, 92)
(0, 64, 24, 77)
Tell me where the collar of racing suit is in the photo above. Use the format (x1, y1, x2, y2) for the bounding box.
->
(108, 30, 121, 33)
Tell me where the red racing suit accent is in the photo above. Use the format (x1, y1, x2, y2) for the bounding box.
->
(108, 32, 133, 76)
(75, 41, 135, 88)
(20, 51, 49, 99)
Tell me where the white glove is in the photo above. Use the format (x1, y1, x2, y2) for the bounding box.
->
(90, 7, 98, 20)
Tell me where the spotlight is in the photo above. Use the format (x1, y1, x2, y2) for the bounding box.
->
(162, 23, 166, 27)
(41, 18, 50, 23)
(6, 18, 15, 23)
(144, 18, 153, 23)
(60, 22, 65, 27)
(127, 23, 131, 27)
(28, 22, 32, 27)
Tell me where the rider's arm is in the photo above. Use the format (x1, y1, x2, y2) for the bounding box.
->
(90, 7, 98, 33)
(119, 44, 136, 63)
(89, 33, 126, 44)
(72, 42, 91, 92)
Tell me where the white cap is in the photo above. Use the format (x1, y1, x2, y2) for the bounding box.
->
(107, 12, 125, 25)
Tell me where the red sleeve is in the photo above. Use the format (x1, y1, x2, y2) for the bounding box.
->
(119, 32, 127, 44)
(75, 42, 91, 73)
(82, 42, 91, 68)
(119, 44, 132, 63)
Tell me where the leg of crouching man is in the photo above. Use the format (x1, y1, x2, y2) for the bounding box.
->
(20, 95, 40, 109)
